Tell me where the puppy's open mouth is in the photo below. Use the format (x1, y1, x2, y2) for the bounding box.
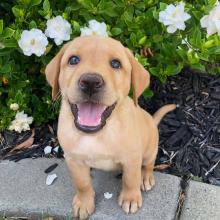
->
(70, 101, 116, 133)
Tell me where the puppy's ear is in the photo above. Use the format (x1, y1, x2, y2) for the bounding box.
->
(125, 48, 150, 106)
(45, 43, 70, 100)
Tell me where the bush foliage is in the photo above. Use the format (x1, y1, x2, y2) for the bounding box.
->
(0, 0, 220, 130)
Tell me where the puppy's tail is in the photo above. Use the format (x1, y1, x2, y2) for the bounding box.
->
(153, 104, 177, 126)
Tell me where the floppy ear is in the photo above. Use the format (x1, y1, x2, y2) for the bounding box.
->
(125, 48, 150, 106)
(45, 43, 70, 100)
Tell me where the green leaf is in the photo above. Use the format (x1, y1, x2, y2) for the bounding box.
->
(29, 0, 42, 7)
(208, 46, 220, 55)
(138, 36, 147, 45)
(43, 0, 50, 11)
(29, 20, 37, 29)
(190, 27, 201, 47)
(204, 39, 215, 48)
(3, 39, 17, 48)
(2, 28, 15, 38)
(197, 52, 209, 61)
(176, 48, 187, 61)
(111, 28, 122, 36)
(0, 64, 11, 73)
(149, 67, 159, 77)
(159, 2, 167, 11)
(190, 63, 206, 72)
(0, 20, 3, 35)
(12, 6, 25, 19)
(142, 88, 154, 98)
(165, 64, 183, 76)
(0, 48, 11, 56)
(208, 0, 217, 6)
(71, 20, 80, 33)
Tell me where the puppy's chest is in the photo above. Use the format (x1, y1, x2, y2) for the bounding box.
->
(68, 137, 120, 171)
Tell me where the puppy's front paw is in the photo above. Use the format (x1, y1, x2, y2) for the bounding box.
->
(72, 194, 95, 219)
(141, 172, 155, 191)
(118, 190, 142, 214)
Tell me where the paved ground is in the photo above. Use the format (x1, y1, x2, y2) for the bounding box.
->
(0, 158, 219, 220)
(180, 180, 220, 220)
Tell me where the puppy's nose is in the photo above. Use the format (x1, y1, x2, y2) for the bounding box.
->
(78, 73, 104, 95)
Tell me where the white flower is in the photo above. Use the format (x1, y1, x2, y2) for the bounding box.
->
(45, 16, 72, 45)
(10, 103, 19, 111)
(159, 2, 191, 33)
(80, 20, 108, 37)
(200, 3, 220, 37)
(18, 29, 48, 56)
(9, 111, 33, 133)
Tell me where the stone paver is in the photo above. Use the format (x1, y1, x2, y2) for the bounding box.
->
(0, 158, 180, 219)
(180, 180, 220, 220)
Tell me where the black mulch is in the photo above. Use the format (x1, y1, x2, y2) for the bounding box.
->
(0, 122, 63, 162)
(0, 70, 220, 186)
(139, 69, 220, 185)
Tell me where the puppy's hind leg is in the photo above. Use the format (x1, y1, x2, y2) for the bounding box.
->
(65, 158, 95, 220)
(141, 159, 156, 191)
(141, 138, 158, 192)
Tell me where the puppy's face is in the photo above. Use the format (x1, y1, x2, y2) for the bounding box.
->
(46, 36, 149, 133)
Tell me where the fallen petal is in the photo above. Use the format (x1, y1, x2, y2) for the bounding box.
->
(44, 146, 52, 155)
(104, 192, 113, 199)
(46, 174, 57, 185)
(53, 146, 59, 153)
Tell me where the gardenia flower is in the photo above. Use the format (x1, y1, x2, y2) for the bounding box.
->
(10, 103, 19, 111)
(200, 3, 220, 37)
(45, 16, 72, 45)
(9, 111, 33, 133)
(159, 2, 191, 33)
(18, 29, 48, 56)
(80, 20, 108, 37)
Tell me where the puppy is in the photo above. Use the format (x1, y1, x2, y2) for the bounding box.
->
(45, 36, 176, 219)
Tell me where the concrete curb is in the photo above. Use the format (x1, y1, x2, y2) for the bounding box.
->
(1, 158, 220, 220)
(0, 158, 180, 220)
(180, 180, 220, 220)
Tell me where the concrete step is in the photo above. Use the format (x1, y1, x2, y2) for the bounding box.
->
(0, 158, 181, 220)
(180, 180, 220, 220)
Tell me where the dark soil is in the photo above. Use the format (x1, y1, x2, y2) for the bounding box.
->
(1, 70, 220, 186)
(140, 69, 220, 185)
(0, 122, 63, 161)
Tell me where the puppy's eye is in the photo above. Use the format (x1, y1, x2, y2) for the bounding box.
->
(110, 59, 121, 69)
(68, 56, 80, 65)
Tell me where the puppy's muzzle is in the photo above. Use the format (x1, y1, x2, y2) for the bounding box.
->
(69, 73, 116, 133)
(78, 73, 104, 96)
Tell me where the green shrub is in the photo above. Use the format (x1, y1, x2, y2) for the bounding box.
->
(0, 0, 220, 131)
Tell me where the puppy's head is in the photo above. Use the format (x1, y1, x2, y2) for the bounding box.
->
(45, 36, 150, 133)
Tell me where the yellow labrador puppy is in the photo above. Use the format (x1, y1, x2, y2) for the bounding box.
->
(45, 36, 176, 219)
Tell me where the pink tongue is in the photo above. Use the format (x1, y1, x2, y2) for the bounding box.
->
(77, 102, 106, 126)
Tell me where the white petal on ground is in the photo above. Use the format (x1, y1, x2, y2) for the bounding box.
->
(53, 146, 59, 153)
(44, 146, 52, 155)
(104, 192, 113, 199)
(46, 173, 57, 185)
